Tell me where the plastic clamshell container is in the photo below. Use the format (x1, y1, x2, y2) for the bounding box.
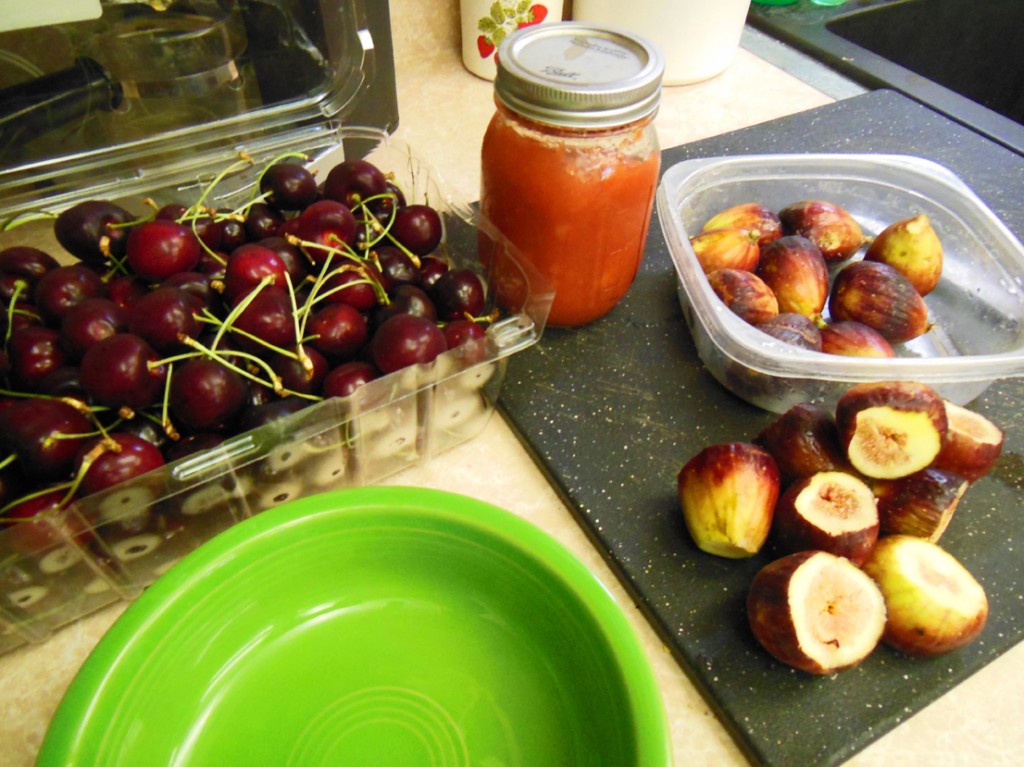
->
(0, 126, 553, 654)
(658, 153, 1024, 413)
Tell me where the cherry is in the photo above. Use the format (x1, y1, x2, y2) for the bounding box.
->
(231, 286, 298, 351)
(391, 204, 442, 255)
(416, 255, 449, 291)
(53, 199, 132, 265)
(270, 346, 328, 395)
(431, 268, 487, 320)
(0, 398, 92, 482)
(37, 367, 87, 399)
(376, 246, 419, 286)
(256, 236, 308, 284)
(33, 264, 107, 325)
(322, 264, 382, 311)
(369, 179, 406, 225)
(75, 433, 165, 496)
(2, 488, 81, 555)
(156, 204, 223, 251)
(159, 271, 219, 314)
(1, 301, 43, 335)
(260, 162, 319, 211)
(369, 313, 447, 374)
(323, 159, 388, 209)
(321, 360, 379, 398)
(223, 243, 289, 303)
(0, 462, 26, 508)
(238, 396, 307, 431)
(169, 356, 247, 432)
(217, 214, 248, 253)
(128, 286, 203, 352)
(295, 200, 357, 258)
(126, 220, 202, 281)
(306, 302, 368, 361)
(60, 297, 128, 360)
(244, 202, 284, 241)
(373, 284, 437, 328)
(106, 274, 150, 311)
(7, 325, 67, 391)
(79, 333, 167, 411)
(442, 318, 487, 350)
(0, 246, 60, 301)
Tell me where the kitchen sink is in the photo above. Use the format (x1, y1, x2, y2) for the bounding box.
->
(748, 0, 1024, 156)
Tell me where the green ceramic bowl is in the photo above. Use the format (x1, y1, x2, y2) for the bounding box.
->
(38, 487, 670, 766)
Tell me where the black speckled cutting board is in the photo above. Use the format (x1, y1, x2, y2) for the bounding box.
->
(499, 90, 1024, 767)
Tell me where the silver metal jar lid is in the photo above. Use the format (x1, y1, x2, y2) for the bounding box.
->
(493, 22, 664, 129)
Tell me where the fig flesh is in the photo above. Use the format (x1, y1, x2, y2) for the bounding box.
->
(930, 400, 1004, 482)
(861, 535, 987, 657)
(747, 550, 887, 674)
(835, 381, 948, 480)
(703, 202, 782, 249)
(706, 268, 779, 325)
(828, 260, 931, 343)
(873, 467, 968, 542)
(864, 213, 943, 296)
(756, 236, 829, 321)
(778, 200, 867, 263)
(677, 442, 780, 559)
(689, 227, 760, 274)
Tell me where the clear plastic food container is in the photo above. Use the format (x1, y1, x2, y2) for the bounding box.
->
(658, 153, 1024, 413)
(0, 127, 553, 654)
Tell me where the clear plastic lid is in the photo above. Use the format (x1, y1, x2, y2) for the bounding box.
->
(493, 21, 664, 129)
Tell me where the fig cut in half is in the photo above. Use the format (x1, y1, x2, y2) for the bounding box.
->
(835, 381, 948, 480)
(931, 400, 1005, 483)
(747, 550, 886, 675)
(874, 467, 969, 542)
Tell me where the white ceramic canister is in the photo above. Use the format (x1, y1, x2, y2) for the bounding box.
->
(460, 0, 565, 80)
(572, 0, 751, 85)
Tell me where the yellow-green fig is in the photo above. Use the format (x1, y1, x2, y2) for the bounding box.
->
(779, 200, 867, 263)
(689, 227, 761, 274)
(864, 213, 943, 296)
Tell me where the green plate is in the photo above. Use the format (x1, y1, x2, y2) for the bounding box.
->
(38, 487, 670, 766)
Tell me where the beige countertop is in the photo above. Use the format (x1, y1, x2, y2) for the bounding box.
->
(2, 2, 1022, 765)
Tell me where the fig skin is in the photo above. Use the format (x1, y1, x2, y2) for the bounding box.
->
(706, 268, 779, 325)
(756, 236, 829, 321)
(861, 535, 988, 658)
(755, 401, 853, 486)
(828, 260, 931, 344)
(754, 312, 822, 351)
(930, 400, 1005, 482)
(864, 213, 943, 296)
(873, 467, 968, 542)
(747, 550, 887, 674)
(677, 442, 780, 559)
(703, 202, 782, 249)
(690, 227, 761, 274)
(778, 200, 867, 263)
(834, 380, 948, 480)
(770, 470, 880, 565)
(820, 320, 896, 358)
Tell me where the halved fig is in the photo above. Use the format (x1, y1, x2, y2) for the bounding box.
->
(873, 467, 968, 542)
(755, 402, 853, 486)
(861, 535, 988, 657)
(828, 260, 931, 343)
(820, 320, 896, 358)
(747, 550, 887, 674)
(864, 213, 943, 296)
(835, 381, 948, 479)
(771, 471, 879, 565)
(703, 202, 782, 249)
(689, 227, 761, 274)
(756, 236, 829, 320)
(706, 268, 779, 325)
(930, 400, 1005, 482)
(677, 442, 780, 559)
(778, 200, 867, 262)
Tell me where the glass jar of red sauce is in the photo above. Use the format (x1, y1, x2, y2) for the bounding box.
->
(480, 23, 664, 327)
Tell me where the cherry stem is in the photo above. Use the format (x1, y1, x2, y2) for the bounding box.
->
(3, 280, 27, 345)
(0, 481, 74, 518)
(1, 209, 57, 231)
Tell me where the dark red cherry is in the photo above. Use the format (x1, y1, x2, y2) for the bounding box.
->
(373, 284, 437, 328)
(271, 346, 328, 395)
(53, 199, 133, 265)
(321, 360, 379, 398)
(306, 302, 368, 361)
(217, 214, 248, 252)
(75, 432, 165, 496)
(260, 162, 319, 211)
(79, 333, 167, 411)
(1, 488, 80, 555)
(37, 367, 87, 399)
(322, 264, 383, 311)
(295, 200, 357, 258)
(237, 396, 307, 432)
(169, 357, 248, 432)
(223, 244, 289, 304)
(231, 286, 298, 351)
(126, 220, 202, 281)
(431, 268, 487, 320)
(442, 318, 487, 350)
(376, 246, 419, 286)
(0, 398, 92, 482)
(156, 204, 223, 251)
(159, 271, 218, 314)
(0, 246, 60, 301)
(33, 264, 107, 325)
(256, 236, 308, 284)
(60, 297, 128, 359)
(1, 301, 43, 335)
(128, 286, 202, 352)
(323, 159, 388, 209)
(106, 274, 150, 311)
(244, 202, 284, 241)
(391, 204, 442, 255)
(369, 313, 447, 374)
(416, 255, 449, 291)
(8, 325, 67, 390)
